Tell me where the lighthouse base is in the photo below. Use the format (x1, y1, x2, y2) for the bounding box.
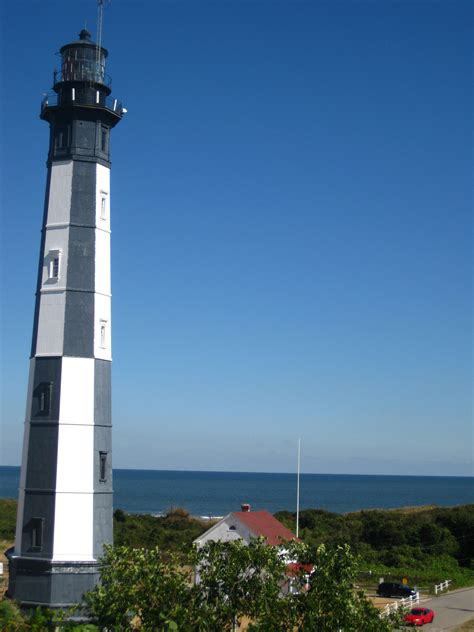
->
(5, 549, 99, 608)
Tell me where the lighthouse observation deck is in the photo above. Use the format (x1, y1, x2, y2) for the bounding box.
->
(41, 92, 124, 118)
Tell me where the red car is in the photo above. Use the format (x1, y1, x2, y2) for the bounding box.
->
(404, 607, 435, 626)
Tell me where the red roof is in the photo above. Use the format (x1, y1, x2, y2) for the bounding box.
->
(232, 510, 296, 546)
(286, 562, 314, 577)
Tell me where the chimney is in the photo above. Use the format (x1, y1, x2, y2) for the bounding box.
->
(241, 503, 251, 512)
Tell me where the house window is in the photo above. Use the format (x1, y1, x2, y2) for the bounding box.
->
(31, 517, 44, 551)
(100, 320, 107, 348)
(100, 193, 107, 220)
(229, 525, 236, 531)
(99, 452, 107, 481)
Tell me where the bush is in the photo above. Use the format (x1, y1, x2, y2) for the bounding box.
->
(113, 510, 213, 554)
(0, 499, 16, 540)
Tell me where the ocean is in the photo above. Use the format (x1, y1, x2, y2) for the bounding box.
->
(0, 466, 472, 517)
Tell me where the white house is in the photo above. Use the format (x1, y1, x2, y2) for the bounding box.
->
(194, 503, 297, 547)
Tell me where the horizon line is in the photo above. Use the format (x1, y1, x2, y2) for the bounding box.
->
(0, 464, 472, 479)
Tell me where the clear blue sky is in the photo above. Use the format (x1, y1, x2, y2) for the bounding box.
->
(0, 1, 472, 476)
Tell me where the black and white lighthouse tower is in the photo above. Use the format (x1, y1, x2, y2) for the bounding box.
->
(7, 28, 123, 607)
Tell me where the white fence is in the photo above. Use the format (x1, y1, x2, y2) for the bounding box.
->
(380, 592, 420, 617)
(434, 579, 451, 595)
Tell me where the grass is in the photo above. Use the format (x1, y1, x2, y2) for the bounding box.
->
(455, 618, 474, 631)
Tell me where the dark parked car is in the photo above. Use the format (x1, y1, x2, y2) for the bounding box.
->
(377, 582, 417, 598)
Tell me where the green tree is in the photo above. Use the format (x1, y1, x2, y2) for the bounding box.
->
(84, 545, 192, 631)
(83, 540, 403, 631)
(289, 543, 401, 632)
(190, 537, 293, 631)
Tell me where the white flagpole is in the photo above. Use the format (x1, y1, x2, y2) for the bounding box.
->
(296, 437, 301, 538)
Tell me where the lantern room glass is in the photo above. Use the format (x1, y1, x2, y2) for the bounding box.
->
(61, 46, 106, 84)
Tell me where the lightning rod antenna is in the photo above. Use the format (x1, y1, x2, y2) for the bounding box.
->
(96, 0, 110, 81)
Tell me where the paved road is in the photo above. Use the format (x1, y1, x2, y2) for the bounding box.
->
(417, 587, 474, 631)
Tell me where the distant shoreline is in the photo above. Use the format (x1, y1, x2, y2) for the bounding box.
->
(1, 496, 473, 517)
(2, 467, 472, 516)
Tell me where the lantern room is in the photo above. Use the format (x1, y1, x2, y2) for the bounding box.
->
(54, 28, 110, 91)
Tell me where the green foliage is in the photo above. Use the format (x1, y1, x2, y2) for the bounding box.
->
(359, 553, 474, 589)
(0, 498, 17, 540)
(0, 600, 96, 631)
(84, 540, 402, 631)
(190, 538, 291, 631)
(246, 541, 402, 632)
(113, 507, 213, 555)
(435, 505, 474, 565)
(0, 600, 24, 631)
(2, 498, 474, 628)
(84, 545, 193, 630)
(293, 543, 400, 632)
(275, 504, 474, 588)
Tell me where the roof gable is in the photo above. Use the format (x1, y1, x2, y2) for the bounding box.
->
(193, 513, 234, 545)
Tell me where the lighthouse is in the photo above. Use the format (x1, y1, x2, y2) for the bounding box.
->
(7, 28, 123, 607)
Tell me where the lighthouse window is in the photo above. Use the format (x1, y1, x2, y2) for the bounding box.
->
(36, 382, 52, 415)
(100, 193, 107, 220)
(56, 124, 70, 149)
(101, 126, 108, 152)
(30, 517, 44, 551)
(47, 251, 60, 281)
(52, 256, 60, 278)
(100, 320, 107, 348)
(99, 452, 108, 482)
(40, 389, 48, 413)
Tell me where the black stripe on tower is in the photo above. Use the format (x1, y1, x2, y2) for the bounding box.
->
(93, 359, 113, 558)
(94, 359, 111, 426)
(20, 492, 56, 559)
(63, 160, 97, 357)
(29, 357, 62, 422)
(93, 490, 113, 559)
(70, 161, 97, 225)
(20, 356, 62, 557)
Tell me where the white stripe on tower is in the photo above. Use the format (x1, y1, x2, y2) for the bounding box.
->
(94, 164, 112, 361)
(35, 161, 73, 357)
(53, 357, 95, 561)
